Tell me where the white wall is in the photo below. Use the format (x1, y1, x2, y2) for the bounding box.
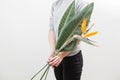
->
(0, 0, 120, 80)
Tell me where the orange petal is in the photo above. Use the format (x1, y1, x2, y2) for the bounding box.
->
(83, 31, 98, 38)
(81, 18, 87, 34)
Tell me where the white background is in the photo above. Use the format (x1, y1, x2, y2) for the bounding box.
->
(0, 0, 120, 80)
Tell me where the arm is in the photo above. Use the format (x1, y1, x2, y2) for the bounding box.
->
(47, 1, 56, 61)
(48, 29, 56, 59)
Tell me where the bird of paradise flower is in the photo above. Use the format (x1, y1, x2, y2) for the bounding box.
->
(81, 18, 98, 38)
(68, 18, 99, 46)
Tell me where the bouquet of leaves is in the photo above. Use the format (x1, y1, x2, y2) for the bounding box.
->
(31, 0, 98, 80)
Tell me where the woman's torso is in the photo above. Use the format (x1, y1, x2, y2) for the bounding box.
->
(52, 0, 88, 56)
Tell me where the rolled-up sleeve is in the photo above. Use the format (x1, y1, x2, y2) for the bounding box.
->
(49, 2, 56, 30)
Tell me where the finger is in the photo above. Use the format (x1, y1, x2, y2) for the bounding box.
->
(53, 58, 62, 67)
(49, 61, 58, 67)
(49, 56, 57, 62)
(54, 61, 61, 67)
(51, 56, 59, 63)
(49, 57, 59, 66)
(51, 58, 59, 66)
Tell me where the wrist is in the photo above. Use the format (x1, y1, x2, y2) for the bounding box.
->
(49, 51, 55, 57)
(58, 51, 70, 58)
(57, 52, 65, 59)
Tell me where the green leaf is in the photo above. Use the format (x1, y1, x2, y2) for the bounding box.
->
(58, 0, 75, 36)
(55, 3, 94, 52)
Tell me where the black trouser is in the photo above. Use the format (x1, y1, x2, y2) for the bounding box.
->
(54, 50, 83, 80)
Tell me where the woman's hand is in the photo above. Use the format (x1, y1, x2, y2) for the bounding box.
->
(48, 53, 64, 67)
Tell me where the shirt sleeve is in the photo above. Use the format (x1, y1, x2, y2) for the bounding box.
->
(49, 2, 56, 30)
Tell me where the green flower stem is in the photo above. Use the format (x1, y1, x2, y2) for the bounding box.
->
(44, 66, 50, 80)
(40, 65, 50, 80)
(31, 63, 48, 80)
